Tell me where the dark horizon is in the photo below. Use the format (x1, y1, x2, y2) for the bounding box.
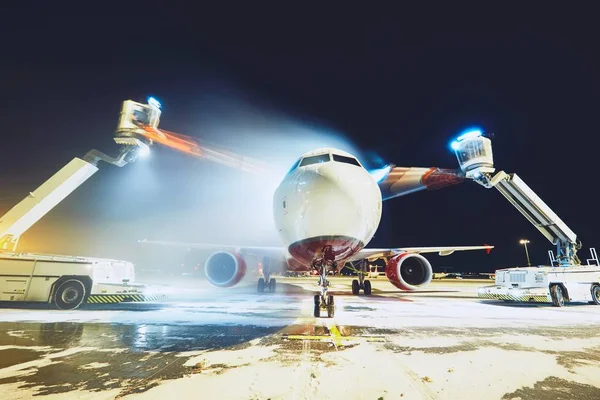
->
(2, 8, 599, 273)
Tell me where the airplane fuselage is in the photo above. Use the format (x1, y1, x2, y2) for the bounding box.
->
(273, 148, 382, 267)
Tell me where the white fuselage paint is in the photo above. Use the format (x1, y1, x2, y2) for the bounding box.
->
(273, 148, 382, 266)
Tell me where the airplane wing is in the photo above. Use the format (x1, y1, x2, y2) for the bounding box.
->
(349, 245, 493, 262)
(138, 239, 288, 261)
(140, 239, 492, 263)
(377, 166, 465, 201)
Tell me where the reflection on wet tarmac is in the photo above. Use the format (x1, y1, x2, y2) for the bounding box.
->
(0, 319, 392, 397)
(0, 322, 285, 352)
(0, 321, 287, 397)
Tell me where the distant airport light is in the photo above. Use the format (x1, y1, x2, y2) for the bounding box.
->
(148, 97, 162, 109)
(519, 239, 532, 267)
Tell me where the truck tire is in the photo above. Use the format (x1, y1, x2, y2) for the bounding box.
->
(53, 279, 87, 310)
(550, 284, 565, 307)
(591, 285, 600, 305)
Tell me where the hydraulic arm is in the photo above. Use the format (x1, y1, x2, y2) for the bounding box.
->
(451, 130, 581, 266)
(0, 99, 160, 252)
(1, 96, 273, 252)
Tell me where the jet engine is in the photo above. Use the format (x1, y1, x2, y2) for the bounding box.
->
(386, 253, 433, 290)
(204, 251, 247, 287)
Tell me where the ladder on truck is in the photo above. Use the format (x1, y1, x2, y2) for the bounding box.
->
(0, 99, 161, 252)
(487, 171, 581, 266)
(0, 149, 143, 252)
(450, 130, 588, 267)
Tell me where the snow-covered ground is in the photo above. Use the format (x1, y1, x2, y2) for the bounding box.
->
(1, 278, 600, 399)
(1, 278, 599, 329)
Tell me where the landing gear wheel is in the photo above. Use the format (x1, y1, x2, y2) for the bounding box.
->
(313, 304, 321, 317)
(550, 284, 565, 307)
(257, 278, 265, 293)
(590, 284, 600, 305)
(351, 280, 359, 295)
(268, 278, 276, 293)
(326, 295, 335, 318)
(53, 279, 86, 310)
(313, 295, 321, 317)
(363, 280, 372, 295)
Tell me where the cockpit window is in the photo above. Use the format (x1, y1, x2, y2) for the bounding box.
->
(332, 154, 361, 167)
(299, 153, 331, 167)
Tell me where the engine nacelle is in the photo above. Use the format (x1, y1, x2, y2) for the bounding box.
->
(386, 253, 433, 290)
(204, 251, 247, 287)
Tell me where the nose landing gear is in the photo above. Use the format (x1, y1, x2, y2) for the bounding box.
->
(314, 294, 335, 318)
(312, 253, 336, 318)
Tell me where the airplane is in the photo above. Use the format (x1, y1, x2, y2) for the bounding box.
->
(142, 147, 493, 318)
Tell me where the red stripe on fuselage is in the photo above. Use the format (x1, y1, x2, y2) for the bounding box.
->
(288, 235, 364, 266)
(421, 167, 464, 190)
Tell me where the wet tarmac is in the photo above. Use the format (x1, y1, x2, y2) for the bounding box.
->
(1, 277, 600, 399)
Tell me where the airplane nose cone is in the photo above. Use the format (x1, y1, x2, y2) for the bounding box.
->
(295, 167, 372, 240)
(296, 167, 339, 190)
(273, 160, 382, 260)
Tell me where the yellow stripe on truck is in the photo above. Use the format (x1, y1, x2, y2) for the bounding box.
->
(477, 293, 549, 302)
(87, 294, 166, 304)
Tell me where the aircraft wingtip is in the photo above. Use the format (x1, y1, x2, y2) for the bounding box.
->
(484, 243, 493, 254)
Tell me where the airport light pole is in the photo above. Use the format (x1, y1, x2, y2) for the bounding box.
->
(519, 239, 531, 267)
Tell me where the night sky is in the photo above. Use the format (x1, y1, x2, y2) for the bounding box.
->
(1, 7, 599, 273)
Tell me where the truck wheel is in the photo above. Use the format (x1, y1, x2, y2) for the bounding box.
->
(550, 284, 565, 307)
(53, 279, 86, 310)
(591, 285, 600, 305)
